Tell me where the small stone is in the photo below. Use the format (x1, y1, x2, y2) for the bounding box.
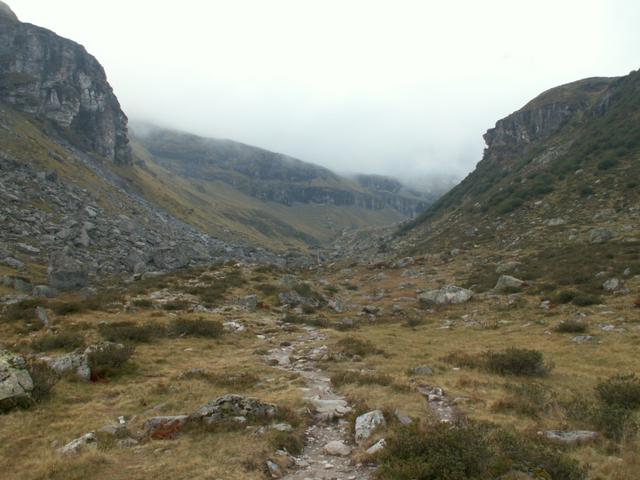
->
(323, 440, 352, 456)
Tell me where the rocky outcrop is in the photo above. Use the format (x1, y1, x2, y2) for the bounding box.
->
(0, 349, 33, 410)
(0, 2, 131, 163)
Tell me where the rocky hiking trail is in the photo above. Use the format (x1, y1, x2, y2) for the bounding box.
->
(267, 326, 375, 480)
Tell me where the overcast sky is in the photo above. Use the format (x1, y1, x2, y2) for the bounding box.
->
(12, 0, 640, 185)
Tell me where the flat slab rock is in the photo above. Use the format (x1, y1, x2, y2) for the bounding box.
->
(541, 430, 599, 444)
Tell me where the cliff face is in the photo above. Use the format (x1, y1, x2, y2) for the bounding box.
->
(0, 2, 131, 164)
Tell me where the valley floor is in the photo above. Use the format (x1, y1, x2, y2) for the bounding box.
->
(1, 253, 639, 479)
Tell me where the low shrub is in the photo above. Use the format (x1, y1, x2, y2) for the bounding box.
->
(491, 383, 552, 418)
(87, 344, 134, 380)
(31, 333, 85, 352)
(131, 299, 153, 308)
(99, 321, 163, 343)
(554, 319, 588, 334)
(441, 351, 483, 370)
(2, 299, 46, 322)
(554, 290, 601, 306)
(376, 421, 586, 480)
(485, 348, 551, 377)
(162, 300, 190, 311)
(170, 318, 223, 338)
(336, 337, 384, 358)
(51, 302, 84, 316)
(596, 374, 640, 410)
(256, 283, 281, 296)
(269, 430, 305, 455)
(27, 360, 59, 403)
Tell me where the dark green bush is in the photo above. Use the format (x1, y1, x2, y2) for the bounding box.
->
(555, 290, 601, 306)
(51, 302, 83, 316)
(170, 318, 223, 338)
(336, 337, 384, 358)
(27, 360, 59, 403)
(596, 374, 640, 410)
(485, 348, 551, 377)
(31, 333, 84, 352)
(99, 321, 163, 343)
(162, 300, 190, 311)
(87, 344, 134, 380)
(131, 299, 153, 308)
(597, 158, 619, 170)
(376, 421, 586, 480)
(2, 299, 46, 322)
(269, 430, 305, 455)
(554, 319, 588, 334)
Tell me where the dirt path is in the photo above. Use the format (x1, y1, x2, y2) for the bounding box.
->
(268, 326, 374, 480)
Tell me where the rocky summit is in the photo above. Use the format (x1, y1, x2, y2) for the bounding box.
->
(1, 2, 639, 480)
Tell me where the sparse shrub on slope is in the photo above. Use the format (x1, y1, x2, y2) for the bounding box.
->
(170, 317, 223, 338)
(87, 344, 134, 380)
(554, 319, 588, 334)
(99, 321, 164, 343)
(485, 348, 552, 377)
(376, 421, 585, 480)
(31, 333, 85, 352)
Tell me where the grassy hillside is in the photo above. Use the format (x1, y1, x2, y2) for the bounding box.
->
(397, 70, 640, 251)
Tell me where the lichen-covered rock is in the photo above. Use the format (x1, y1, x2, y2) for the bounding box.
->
(42, 352, 90, 380)
(419, 285, 473, 305)
(0, 349, 33, 410)
(355, 410, 386, 443)
(189, 394, 276, 424)
(58, 432, 97, 455)
(0, 4, 131, 164)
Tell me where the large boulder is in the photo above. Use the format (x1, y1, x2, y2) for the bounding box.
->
(47, 251, 88, 291)
(419, 285, 473, 305)
(355, 410, 386, 443)
(0, 349, 34, 410)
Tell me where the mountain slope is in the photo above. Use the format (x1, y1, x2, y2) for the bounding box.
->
(390, 70, 640, 294)
(126, 124, 431, 249)
(398, 72, 640, 249)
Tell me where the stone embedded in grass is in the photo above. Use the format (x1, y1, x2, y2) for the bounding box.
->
(541, 430, 598, 444)
(572, 335, 597, 344)
(419, 285, 473, 305)
(355, 410, 386, 443)
(143, 415, 189, 440)
(323, 440, 352, 456)
(602, 278, 620, 292)
(42, 352, 91, 380)
(409, 365, 434, 376)
(58, 432, 97, 455)
(494, 275, 525, 292)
